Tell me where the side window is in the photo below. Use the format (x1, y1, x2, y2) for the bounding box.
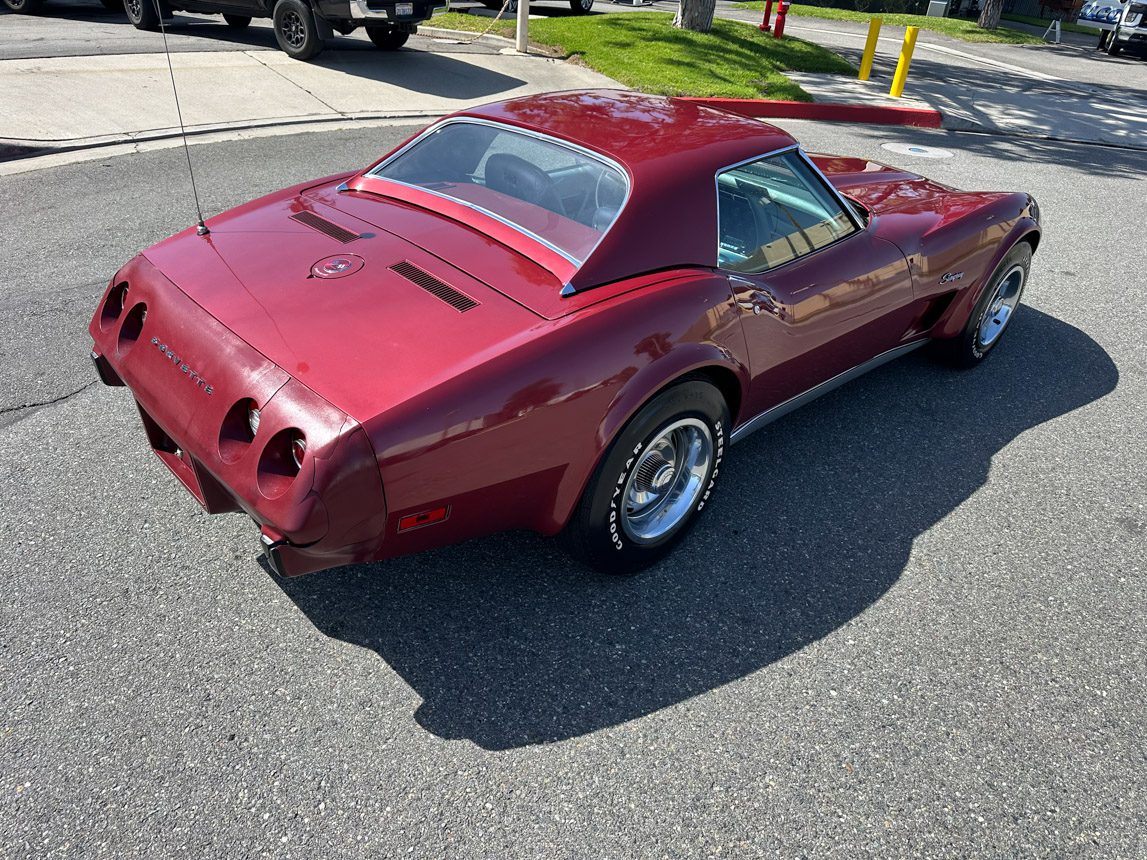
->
(717, 151, 857, 273)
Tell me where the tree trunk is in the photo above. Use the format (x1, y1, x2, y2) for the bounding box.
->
(674, 0, 716, 33)
(978, 0, 1003, 29)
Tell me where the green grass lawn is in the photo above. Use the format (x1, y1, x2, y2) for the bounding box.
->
(428, 10, 517, 39)
(733, 3, 1044, 44)
(1000, 12, 1095, 35)
(427, 12, 854, 101)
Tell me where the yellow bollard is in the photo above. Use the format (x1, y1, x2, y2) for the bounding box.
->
(889, 26, 919, 98)
(858, 17, 881, 82)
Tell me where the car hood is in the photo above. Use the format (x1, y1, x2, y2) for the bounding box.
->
(811, 153, 1018, 252)
(141, 179, 550, 424)
(811, 154, 959, 215)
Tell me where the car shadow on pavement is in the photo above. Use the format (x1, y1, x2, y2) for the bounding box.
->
(274, 307, 1117, 750)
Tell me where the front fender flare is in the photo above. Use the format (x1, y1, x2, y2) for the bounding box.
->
(933, 218, 1040, 340)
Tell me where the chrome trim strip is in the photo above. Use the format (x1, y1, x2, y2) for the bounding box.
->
(363, 117, 633, 278)
(729, 340, 929, 444)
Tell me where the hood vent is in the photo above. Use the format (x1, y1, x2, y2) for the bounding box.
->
(290, 211, 360, 244)
(390, 260, 478, 313)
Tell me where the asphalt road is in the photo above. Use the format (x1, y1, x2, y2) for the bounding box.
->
(1, 122, 1144, 858)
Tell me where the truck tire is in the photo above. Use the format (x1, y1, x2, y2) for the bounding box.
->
(2, 0, 48, 12)
(366, 26, 410, 49)
(124, 0, 168, 31)
(273, 0, 325, 60)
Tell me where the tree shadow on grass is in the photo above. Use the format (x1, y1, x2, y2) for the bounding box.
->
(275, 307, 1117, 750)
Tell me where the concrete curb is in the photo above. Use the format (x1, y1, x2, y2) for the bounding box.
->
(0, 112, 445, 164)
(679, 97, 944, 129)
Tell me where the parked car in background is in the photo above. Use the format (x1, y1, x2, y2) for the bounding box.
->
(122, 0, 444, 58)
(1106, 0, 1147, 53)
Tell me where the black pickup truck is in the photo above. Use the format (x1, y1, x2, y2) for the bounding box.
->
(121, 0, 444, 59)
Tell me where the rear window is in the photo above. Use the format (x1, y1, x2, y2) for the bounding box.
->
(369, 121, 629, 264)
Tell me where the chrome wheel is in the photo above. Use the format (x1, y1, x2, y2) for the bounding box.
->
(281, 10, 306, 48)
(622, 418, 713, 544)
(977, 264, 1025, 349)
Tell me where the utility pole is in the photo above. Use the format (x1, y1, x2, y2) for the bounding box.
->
(516, 0, 529, 53)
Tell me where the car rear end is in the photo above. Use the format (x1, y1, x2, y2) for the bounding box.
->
(1113, 2, 1147, 51)
(315, 0, 444, 31)
(89, 254, 387, 577)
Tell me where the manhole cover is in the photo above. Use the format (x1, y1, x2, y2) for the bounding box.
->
(880, 142, 953, 159)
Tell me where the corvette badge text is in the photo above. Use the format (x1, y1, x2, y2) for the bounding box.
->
(150, 336, 214, 395)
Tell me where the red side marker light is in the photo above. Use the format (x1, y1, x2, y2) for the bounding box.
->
(398, 506, 450, 533)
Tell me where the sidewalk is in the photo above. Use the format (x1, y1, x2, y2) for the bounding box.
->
(756, 13, 1147, 148)
(3, 4, 1145, 159)
(0, 30, 617, 150)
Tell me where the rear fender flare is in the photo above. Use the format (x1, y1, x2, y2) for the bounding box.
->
(551, 344, 748, 531)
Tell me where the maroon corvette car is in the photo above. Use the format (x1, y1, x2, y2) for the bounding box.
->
(89, 90, 1039, 577)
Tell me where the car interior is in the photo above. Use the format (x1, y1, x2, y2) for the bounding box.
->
(717, 153, 857, 273)
(373, 122, 628, 237)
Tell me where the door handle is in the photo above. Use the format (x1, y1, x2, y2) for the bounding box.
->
(729, 277, 782, 318)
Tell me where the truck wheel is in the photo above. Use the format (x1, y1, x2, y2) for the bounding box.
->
(366, 26, 410, 49)
(2, 0, 47, 12)
(223, 14, 252, 27)
(273, 0, 324, 60)
(124, 0, 167, 30)
(569, 0, 593, 12)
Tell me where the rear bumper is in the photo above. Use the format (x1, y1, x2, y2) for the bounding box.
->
(319, 0, 445, 23)
(90, 255, 388, 577)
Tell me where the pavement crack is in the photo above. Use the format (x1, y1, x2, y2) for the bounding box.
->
(244, 51, 348, 118)
(0, 380, 97, 419)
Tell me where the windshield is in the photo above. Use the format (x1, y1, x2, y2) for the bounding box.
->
(369, 121, 629, 265)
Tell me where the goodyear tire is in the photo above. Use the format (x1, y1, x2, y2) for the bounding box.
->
(937, 242, 1031, 368)
(565, 380, 728, 575)
(273, 0, 324, 60)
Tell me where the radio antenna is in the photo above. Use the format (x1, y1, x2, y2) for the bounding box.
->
(156, 3, 209, 236)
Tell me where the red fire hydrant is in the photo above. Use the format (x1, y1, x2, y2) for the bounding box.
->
(773, 0, 790, 39)
(758, 0, 774, 32)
